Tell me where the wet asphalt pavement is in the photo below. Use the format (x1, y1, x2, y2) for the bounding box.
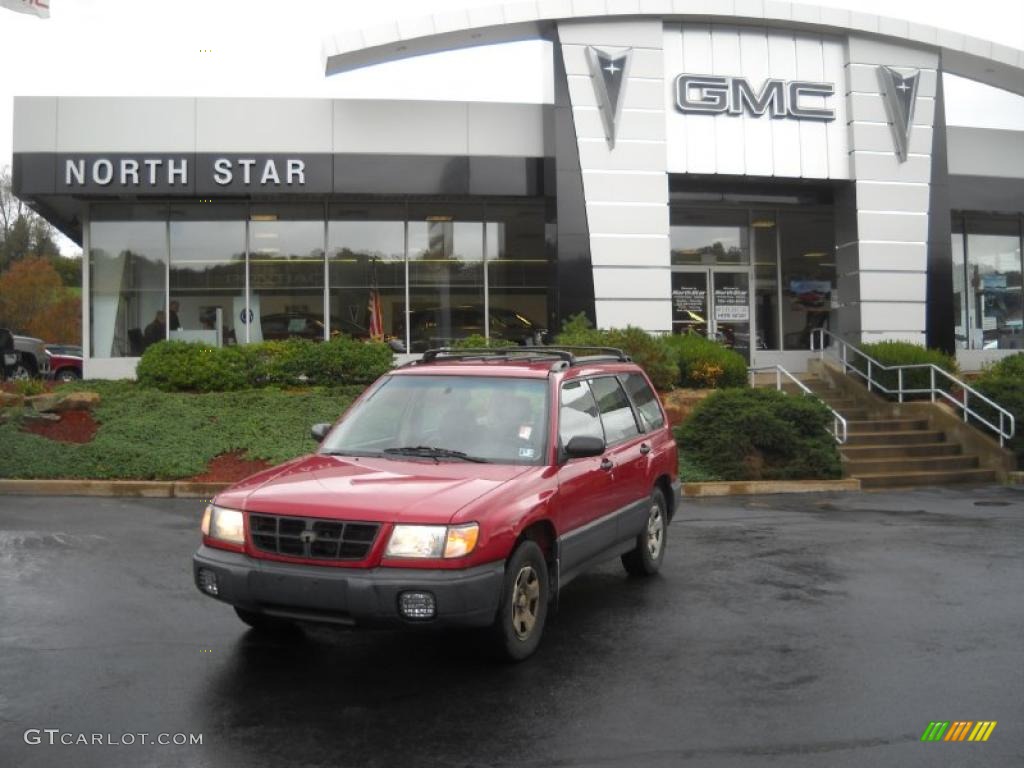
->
(0, 486, 1022, 768)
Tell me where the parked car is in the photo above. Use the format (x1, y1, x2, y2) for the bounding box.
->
(260, 312, 368, 341)
(396, 305, 547, 353)
(0, 331, 51, 380)
(193, 347, 679, 660)
(46, 345, 83, 382)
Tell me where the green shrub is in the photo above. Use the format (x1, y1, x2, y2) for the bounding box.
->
(852, 341, 958, 397)
(553, 314, 677, 391)
(972, 352, 1024, 460)
(677, 388, 842, 481)
(137, 337, 393, 392)
(662, 333, 748, 389)
(11, 378, 47, 396)
(451, 334, 505, 349)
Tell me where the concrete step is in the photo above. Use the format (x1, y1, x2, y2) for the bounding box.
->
(855, 468, 998, 489)
(841, 443, 963, 460)
(833, 409, 872, 421)
(844, 454, 981, 475)
(847, 418, 930, 434)
(845, 430, 945, 446)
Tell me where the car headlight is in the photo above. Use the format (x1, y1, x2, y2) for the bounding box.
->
(385, 523, 479, 559)
(201, 504, 245, 545)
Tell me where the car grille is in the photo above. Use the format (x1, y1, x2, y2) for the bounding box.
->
(249, 514, 380, 561)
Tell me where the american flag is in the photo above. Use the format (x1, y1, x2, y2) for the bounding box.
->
(1, 0, 50, 18)
(367, 259, 384, 340)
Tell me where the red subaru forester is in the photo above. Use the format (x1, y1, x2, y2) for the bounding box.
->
(193, 347, 680, 660)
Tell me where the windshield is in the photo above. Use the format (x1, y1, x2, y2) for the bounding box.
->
(320, 375, 549, 465)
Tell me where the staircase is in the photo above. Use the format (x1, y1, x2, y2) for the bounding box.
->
(795, 375, 998, 489)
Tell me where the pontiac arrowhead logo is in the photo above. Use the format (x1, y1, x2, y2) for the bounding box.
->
(877, 65, 920, 162)
(586, 46, 632, 149)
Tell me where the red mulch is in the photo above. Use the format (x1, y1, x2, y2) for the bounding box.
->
(21, 410, 98, 443)
(191, 451, 272, 483)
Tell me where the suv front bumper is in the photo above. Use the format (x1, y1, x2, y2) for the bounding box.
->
(193, 545, 504, 629)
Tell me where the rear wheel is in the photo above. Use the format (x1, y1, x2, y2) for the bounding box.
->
(10, 357, 36, 380)
(621, 488, 668, 577)
(234, 607, 297, 634)
(490, 540, 549, 661)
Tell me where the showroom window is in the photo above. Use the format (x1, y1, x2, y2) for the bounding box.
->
(168, 205, 246, 347)
(89, 205, 168, 358)
(88, 200, 552, 355)
(951, 214, 1023, 350)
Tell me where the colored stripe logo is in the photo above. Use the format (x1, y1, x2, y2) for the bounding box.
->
(921, 721, 997, 742)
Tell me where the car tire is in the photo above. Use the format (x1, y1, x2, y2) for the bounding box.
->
(621, 488, 668, 577)
(490, 540, 549, 662)
(233, 607, 297, 634)
(55, 368, 80, 382)
(11, 357, 36, 380)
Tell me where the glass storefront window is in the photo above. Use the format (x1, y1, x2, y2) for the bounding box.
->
(329, 204, 406, 347)
(406, 205, 485, 352)
(89, 206, 167, 357)
(670, 210, 750, 266)
(248, 205, 325, 343)
(779, 211, 835, 351)
(955, 216, 1023, 350)
(752, 211, 779, 351)
(486, 203, 551, 345)
(169, 205, 246, 346)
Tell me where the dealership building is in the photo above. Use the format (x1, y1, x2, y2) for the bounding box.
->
(12, 1, 1024, 379)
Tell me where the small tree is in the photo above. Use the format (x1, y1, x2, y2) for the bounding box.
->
(0, 256, 81, 342)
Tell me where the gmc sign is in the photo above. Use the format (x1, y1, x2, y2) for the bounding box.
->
(675, 74, 836, 121)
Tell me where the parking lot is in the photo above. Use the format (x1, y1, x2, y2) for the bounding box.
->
(0, 486, 1022, 768)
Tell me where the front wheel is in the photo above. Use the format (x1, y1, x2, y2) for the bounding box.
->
(55, 368, 80, 382)
(621, 488, 668, 577)
(490, 540, 549, 661)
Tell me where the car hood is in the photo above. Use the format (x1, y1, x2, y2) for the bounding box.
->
(215, 453, 531, 524)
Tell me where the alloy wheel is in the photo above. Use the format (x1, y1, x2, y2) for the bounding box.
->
(647, 503, 664, 560)
(511, 565, 541, 640)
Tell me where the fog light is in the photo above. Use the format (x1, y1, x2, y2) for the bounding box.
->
(398, 591, 436, 620)
(197, 567, 219, 596)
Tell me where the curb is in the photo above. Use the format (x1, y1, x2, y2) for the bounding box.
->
(0, 480, 230, 498)
(1008, 471, 1024, 486)
(682, 478, 862, 497)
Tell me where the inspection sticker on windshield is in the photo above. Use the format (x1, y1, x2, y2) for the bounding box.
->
(518, 425, 533, 440)
(518, 447, 535, 459)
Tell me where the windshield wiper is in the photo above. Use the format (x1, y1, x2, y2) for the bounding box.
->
(382, 446, 490, 463)
(320, 449, 382, 458)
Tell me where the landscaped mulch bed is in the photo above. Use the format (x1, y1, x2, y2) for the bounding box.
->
(191, 451, 272, 483)
(21, 411, 98, 444)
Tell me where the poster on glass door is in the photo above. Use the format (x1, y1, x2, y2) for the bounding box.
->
(713, 285, 749, 322)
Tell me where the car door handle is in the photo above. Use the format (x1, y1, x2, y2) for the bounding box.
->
(639, 443, 651, 456)
(600, 458, 614, 471)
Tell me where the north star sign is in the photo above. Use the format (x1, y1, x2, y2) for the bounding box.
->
(675, 74, 836, 121)
(63, 156, 308, 188)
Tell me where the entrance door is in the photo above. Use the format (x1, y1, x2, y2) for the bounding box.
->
(671, 269, 751, 362)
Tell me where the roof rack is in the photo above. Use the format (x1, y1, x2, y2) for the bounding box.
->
(412, 346, 632, 368)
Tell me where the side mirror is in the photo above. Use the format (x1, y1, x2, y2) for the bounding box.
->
(564, 435, 606, 459)
(310, 423, 332, 442)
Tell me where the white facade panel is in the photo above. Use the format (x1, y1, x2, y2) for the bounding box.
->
(795, 35, 830, 179)
(846, 37, 939, 69)
(737, 28, 775, 177)
(857, 272, 929, 302)
(849, 122, 932, 156)
(333, 100, 468, 155)
(848, 92, 935, 126)
(858, 302, 927, 332)
(854, 181, 931, 213)
(595, 299, 672, 331)
(851, 241, 928, 272)
(581, 170, 668, 201)
(56, 98, 196, 153)
(590, 235, 670, 266)
(576, 139, 667, 170)
(856, 211, 929, 243)
(593, 266, 671, 298)
(558, 19, 665, 48)
(12, 97, 57, 152)
(561, 44, 664, 77)
(467, 103, 546, 156)
(586, 202, 669, 234)
(851, 152, 931, 183)
(711, 28, 746, 176)
(845, 63, 937, 97)
(197, 99, 333, 153)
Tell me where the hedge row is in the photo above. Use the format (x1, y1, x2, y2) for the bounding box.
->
(137, 338, 393, 392)
(677, 388, 842, 481)
(972, 353, 1024, 460)
(554, 313, 746, 391)
(852, 340, 959, 396)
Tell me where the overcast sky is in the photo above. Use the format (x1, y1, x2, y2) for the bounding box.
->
(2, 0, 1023, 255)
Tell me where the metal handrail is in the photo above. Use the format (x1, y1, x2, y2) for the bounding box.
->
(810, 328, 1015, 447)
(748, 365, 848, 444)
